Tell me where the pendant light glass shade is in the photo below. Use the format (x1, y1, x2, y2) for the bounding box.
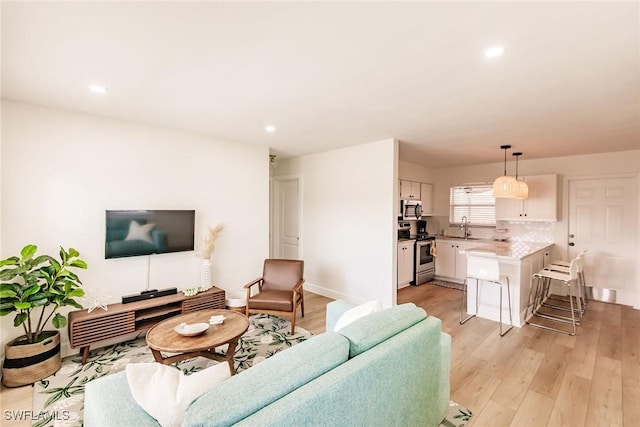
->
(493, 145, 517, 198)
(493, 175, 519, 198)
(514, 180, 529, 199)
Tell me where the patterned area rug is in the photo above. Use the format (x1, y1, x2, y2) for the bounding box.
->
(430, 279, 465, 291)
(31, 313, 472, 427)
(442, 402, 473, 427)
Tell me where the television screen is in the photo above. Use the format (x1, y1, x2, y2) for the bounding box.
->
(105, 210, 195, 259)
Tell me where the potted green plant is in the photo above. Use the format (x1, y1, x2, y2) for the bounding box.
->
(0, 244, 87, 387)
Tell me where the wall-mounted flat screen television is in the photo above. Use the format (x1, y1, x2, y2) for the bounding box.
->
(105, 210, 195, 259)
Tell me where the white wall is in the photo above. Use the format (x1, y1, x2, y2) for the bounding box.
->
(1, 101, 270, 356)
(399, 160, 433, 183)
(274, 139, 398, 307)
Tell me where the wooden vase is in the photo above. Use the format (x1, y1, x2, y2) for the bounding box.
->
(2, 331, 61, 387)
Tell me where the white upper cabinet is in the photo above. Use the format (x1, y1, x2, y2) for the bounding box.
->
(400, 180, 421, 200)
(495, 174, 559, 221)
(420, 183, 433, 216)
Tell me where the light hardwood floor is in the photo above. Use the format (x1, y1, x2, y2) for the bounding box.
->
(397, 284, 638, 427)
(1, 287, 636, 427)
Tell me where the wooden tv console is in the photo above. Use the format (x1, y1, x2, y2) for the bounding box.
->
(68, 287, 226, 364)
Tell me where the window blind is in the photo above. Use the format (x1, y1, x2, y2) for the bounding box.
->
(449, 184, 496, 226)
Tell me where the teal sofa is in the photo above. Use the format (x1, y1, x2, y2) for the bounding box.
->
(84, 301, 451, 426)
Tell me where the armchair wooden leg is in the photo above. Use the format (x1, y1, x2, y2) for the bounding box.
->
(290, 311, 296, 335)
(245, 288, 251, 317)
(300, 290, 305, 318)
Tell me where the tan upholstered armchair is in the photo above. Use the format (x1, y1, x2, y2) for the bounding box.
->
(244, 259, 305, 334)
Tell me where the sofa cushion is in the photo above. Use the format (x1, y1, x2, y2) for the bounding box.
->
(333, 300, 382, 331)
(325, 300, 355, 332)
(338, 303, 427, 358)
(126, 362, 230, 427)
(183, 331, 350, 427)
(84, 371, 159, 427)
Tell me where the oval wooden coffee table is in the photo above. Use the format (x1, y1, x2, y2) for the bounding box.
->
(146, 309, 249, 375)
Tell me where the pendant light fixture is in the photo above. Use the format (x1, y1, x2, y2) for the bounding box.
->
(512, 152, 529, 199)
(493, 145, 518, 198)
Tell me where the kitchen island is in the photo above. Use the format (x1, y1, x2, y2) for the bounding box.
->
(462, 241, 553, 327)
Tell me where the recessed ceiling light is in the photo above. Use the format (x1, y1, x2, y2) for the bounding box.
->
(484, 46, 504, 58)
(265, 125, 276, 133)
(89, 84, 107, 94)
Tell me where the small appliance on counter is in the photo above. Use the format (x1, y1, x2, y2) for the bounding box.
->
(417, 220, 427, 236)
(398, 222, 411, 240)
(493, 227, 510, 242)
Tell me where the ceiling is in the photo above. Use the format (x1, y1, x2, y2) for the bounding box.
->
(2, 1, 638, 168)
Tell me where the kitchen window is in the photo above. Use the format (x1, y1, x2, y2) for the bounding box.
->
(449, 184, 495, 226)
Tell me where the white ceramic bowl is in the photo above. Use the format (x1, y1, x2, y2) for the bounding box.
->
(174, 322, 209, 337)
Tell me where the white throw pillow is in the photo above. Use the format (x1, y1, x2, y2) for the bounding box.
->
(124, 220, 155, 243)
(126, 362, 230, 427)
(334, 300, 382, 331)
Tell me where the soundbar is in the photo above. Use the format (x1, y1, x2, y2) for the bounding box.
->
(122, 287, 177, 304)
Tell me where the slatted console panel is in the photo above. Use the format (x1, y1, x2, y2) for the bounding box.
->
(183, 290, 226, 312)
(68, 286, 226, 363)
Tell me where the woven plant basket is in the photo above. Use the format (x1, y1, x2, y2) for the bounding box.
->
(2, 331, 61, 387)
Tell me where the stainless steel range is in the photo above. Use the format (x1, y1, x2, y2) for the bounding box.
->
(414, 235, 435, 285)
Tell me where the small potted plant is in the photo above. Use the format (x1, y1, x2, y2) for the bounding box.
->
(0, 244, 87, 387)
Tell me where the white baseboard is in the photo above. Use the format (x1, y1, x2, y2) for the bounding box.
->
(303, 282, 365, 305)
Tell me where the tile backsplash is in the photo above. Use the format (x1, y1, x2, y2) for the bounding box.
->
(496, 220, 555, 243)
(431, 215, 555, 243)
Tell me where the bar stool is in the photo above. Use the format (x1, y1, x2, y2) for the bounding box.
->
(460, 254, 513, 336)
(542, 252, 586, 315)
(525, 257, 580, 336)
(546, 251, 588, 310)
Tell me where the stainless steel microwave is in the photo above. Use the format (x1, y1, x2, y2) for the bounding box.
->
(400, 199, 422, 220)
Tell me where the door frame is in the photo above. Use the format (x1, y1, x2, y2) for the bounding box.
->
(270, 174, 304, 259)
(563, 173, 640, 308)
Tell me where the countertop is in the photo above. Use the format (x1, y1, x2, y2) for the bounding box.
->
(435, 235, 494, 243)
(464, 241, 553, 260)
(398, 238, 415, 244)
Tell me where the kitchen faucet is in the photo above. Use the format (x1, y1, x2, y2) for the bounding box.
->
(461, 216, 471, 239)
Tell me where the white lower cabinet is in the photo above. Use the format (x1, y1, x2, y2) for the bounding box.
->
(397, 241, 415, 288)
(435, 239, 478, 283)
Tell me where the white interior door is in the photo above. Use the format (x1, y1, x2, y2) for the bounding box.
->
(272, 176, 301, 259)
(568, 177, 638, 306)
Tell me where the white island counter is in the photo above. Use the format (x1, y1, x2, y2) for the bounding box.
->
(463, 241, 553, 327)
